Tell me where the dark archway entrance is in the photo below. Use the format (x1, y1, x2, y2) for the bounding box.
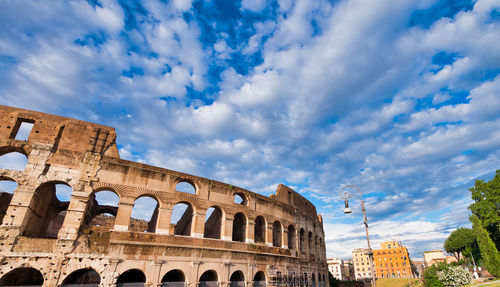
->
(62, 268, 100, 286)
(230, 271, 245, 287)
(199, 270, 218, 287)
(0, 267, 43, 286)
(253, 271, 266, 287)
(161, 269, 185, 287)
(116, 269, 146, 287)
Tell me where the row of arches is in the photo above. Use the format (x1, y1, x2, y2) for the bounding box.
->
(0, 151, 325, 257)
(0, 267, 267, 287)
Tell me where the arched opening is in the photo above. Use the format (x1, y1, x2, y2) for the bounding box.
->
(0, 267, 43, 286)
(232, 212, 246, 242)
(287, 225, 296, 250)
(62, 268, 100, 286)
(0, 178, 17, 224)
(23, 181, 72, 238)
(272, 221, 282, 247)
(230, 271, 245, 287)
(204, 206, 222, 239)
(116, 269, 146, 286)
(233, 192, 247, 205)
(129, 196, 159, 233)
(254, 216, 266, 243)
(199, 270, 218, 287)
(312, 273, 316, 287)
(171, 202, 193, 236)
(161, 269, 185, 287)
(299, 228, 305, 252)
(308, 232, 314, 254)
(176, 181, 196, 194)
(85, 189, 119, 232)
(315, 236, 320, 256)
(0, 151, 28, 171)
(253, 271, 266, 287)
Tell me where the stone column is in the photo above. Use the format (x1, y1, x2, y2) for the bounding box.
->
(113, 196, 135, 231)
(283, 229, 289, 249)
(57, 186, 90, 240)
(223, 214, 233, 241)
(246, 221, 254, 244)
(266, 222, 273, 247)
(192, 211, 206, 238)
(156, 206, 173, 235)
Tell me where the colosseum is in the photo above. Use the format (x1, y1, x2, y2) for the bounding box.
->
(0, 105, 328, 287)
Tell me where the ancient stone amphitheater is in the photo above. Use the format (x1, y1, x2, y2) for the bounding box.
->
(0, 105, 328, 287)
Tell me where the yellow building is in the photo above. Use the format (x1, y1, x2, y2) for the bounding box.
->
(352, 248, 375, 280)
(373, 241, 413, 278)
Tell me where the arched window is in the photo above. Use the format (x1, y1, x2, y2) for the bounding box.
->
(254, 216, 266, 243)
(176, 181, 196, 194)
(0, 151, 28, 171)
(287, 225, 296, 250)
(204, 206, 222, 239)
(232, 212, 246, 242)
(230, 271, 245, 287)
(171, 202, 193, 236)
(116, 269, 146, 286)
(23, 181, 72, 238)
(161, 269, 185, 287)
(234, 192, 247, 205)
(253, 271, 266, 287)
(0, 267, 43, 286)
(0, 178, 17, 224)
(299, 228, 305, 252)
(272, 221, 282, 247)
(308, 232, 314, 254)
(130, 196, 159, 233)
(199, 270, 218, 287)
(62, 268, 100, 286)
(85, 189, 119, 231)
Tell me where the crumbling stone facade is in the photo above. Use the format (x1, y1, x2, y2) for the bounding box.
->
(0, 105, 328, 287)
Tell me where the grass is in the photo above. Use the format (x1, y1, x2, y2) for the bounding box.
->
(375, 278, 423, 287)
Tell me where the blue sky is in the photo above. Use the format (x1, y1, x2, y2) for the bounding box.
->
(0, 0, 499, 259)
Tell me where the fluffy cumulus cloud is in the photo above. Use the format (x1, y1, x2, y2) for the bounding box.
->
(1, 0, 499, 259)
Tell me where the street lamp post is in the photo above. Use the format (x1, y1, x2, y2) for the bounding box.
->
(340, 185, 377, 287)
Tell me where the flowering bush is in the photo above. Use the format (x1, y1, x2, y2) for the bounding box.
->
(436, 266, 472, 287)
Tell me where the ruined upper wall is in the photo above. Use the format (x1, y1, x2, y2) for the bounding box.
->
(0, 105, 119, 161)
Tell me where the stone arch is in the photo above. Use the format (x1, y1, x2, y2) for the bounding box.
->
(0, 150, 28, 171)
(233, 192, 247, 205)
(232, 212, 246, 242)
(253, 271, 266, 287)
(199, 269, 218, 287)
(272, 220, 282, 247)
(129, 195, 160, 233)
(22, 180, 73, 238)
(254, 216, 266, 243)
(116, 269, 146, 285)
(308, 231, 314, 254)
(161, 269, 185, 287)
(0, 176, 17, 224)
(287, 224, 296, 250)
(84, 189, 120, 231)
(171, 201, 194, 236)
(174, 177, 198, 194)
(230, 270, 245, 287)
(204, 205, 223, 239)
(299, 228, 305, 252)
(62, 268, 100, 285)
(0, 267, 44, 286)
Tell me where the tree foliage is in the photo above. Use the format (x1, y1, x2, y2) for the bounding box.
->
(469, 170, 500, 250)
(470, 214, 500, 277)
(422, 263, 446, 287)
(444, 228, 476, 260)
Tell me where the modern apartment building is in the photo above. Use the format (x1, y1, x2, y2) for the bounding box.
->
(352, 248, 375, 280)
(373, 241, 413, 278)
(327, 258, 355, 281)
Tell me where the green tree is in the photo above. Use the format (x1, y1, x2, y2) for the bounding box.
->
(422, 263, 445, 287)
(444, 228, 476, 260)
(470, 214, 500, 277)
(469, 170, 500, 250)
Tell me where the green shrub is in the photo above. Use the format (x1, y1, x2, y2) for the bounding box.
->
(423, 265, 444, 287)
